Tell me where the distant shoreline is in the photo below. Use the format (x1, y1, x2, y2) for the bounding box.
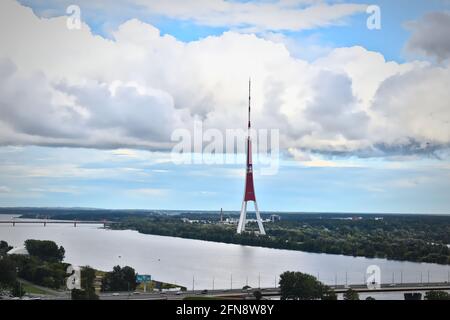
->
(3, 208, 450, 267)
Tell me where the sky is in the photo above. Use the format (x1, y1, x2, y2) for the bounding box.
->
(0, 0, 449, 213)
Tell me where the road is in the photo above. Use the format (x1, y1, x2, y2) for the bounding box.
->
(99, 288, 266, 300)
(99, 282, 450, 300)
(7, 282, 449, 300)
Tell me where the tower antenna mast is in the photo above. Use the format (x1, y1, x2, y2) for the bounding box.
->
(248, 78, 251, 133)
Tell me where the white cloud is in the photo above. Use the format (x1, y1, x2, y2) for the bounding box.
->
(0, 186, 11, 193)
(0, 0, 449, 159)
(372, 65, 450, 146)
(130, 188, 169, 197)
(132, 0, 368, 32)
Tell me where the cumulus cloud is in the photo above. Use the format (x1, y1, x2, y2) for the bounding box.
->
(372, 65, 450, 146)
(0, 58, 191, 149)
(405, 11, 450, 62)
(0, 0, 450, 158)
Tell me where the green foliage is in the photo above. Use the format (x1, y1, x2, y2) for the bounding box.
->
(0, 240, 66, 295)
(343, 289, 360, 300)
(424, 290, 450, 300)
(279, 271, 333, 300)
(110, 214, 450, 265)
(11, 281, 26, 297)
(0, 240, 12, 256)
(253, 290, 262, 300)
(0, 256, 17, 287)
(25, 240, 65, 262)
(13, 209, 450, 265)
(14, 256, 67, 289)
(7, 241, 67, 289)
(404, 293, 422, 300)
(322, 289, 338, 300)
(101, 265, 137, 292)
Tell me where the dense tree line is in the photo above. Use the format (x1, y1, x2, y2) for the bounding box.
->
(1, 238, 138, 299)
(111, 214, 450, 265)
(1, 240, 68, 290)
(424, 291, 450, 300)
(25, 239, 65, 262)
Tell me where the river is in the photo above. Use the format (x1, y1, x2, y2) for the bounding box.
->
(1, 214, 449, 294)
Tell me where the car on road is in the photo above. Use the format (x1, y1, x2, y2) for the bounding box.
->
(201, 290, 208, 294)
(112, 293, 120, 296)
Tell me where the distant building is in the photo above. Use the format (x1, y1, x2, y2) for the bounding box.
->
(270, 214, 281, 222)
(224, 218, 239, 225)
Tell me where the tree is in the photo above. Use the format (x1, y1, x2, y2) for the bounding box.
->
(279, 271, 329, 300)
(343, 289, 360, 300)
(322, 289, 338, 300)
(101, 265, 137, 292)
(253, 290, 262, 300)
(404, 293, 422, 300)
(425, 291, 450, 300)
(11, 281, 26, 297)
(0, 257, 17, 287)
(0, 241, 12, 256)
(25, 240, 65, 262)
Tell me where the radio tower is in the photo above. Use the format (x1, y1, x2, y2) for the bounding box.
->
(237, 79, 266, 235)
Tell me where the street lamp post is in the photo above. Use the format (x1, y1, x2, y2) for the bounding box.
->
(230, 274, 233, 290)
(345, 271, 348, 288)
(16, 267, 21, 297)
(258, 273, 261, 289)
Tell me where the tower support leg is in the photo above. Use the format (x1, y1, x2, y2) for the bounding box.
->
(237, 201, 247, 234)
(254, 201, 266, 235)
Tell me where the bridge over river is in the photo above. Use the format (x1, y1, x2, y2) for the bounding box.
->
(0, 219, 116, 227)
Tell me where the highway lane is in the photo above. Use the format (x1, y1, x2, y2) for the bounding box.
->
(15, 282, 450, 300)
(97, 283, 450, 300)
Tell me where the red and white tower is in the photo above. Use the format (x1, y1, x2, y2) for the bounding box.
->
(237, 79, 266, 235)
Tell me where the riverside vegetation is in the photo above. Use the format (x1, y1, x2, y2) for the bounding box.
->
(10, 208, 450, 265)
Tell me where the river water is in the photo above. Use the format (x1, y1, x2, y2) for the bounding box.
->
(1, 214, 449, 293)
